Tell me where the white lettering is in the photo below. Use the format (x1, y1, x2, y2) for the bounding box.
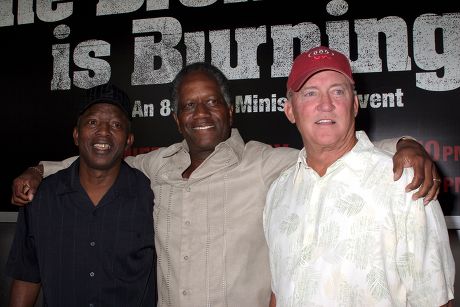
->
(210, 26, 266, 80)
(96, 0, 144, 15)
(73, 40, 111, 89)
(414, 13, 460, 91)
(235, 93, 286, 113)
(132, 17, 182, 85)
(357, 88, 404, 108)
(36, 0, 73, 23)
(271, 23, 320, 79)
(51, 43, 71, 90)
(131, 100, 156, 118)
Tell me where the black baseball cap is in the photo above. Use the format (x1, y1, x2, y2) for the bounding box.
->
(79, 83, 132, 120)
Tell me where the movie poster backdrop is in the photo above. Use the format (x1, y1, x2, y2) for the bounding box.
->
(1, 0, 459, 225)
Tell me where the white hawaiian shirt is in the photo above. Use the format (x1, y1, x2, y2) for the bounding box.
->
(263, 131, 455, 307)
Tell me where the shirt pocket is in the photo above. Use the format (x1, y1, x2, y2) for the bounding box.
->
(112, 214, 154, 282)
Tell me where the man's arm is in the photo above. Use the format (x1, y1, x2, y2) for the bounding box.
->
(11, 148, 163, 206)
(393, 138, 439, 204)
(11, 156, 77, 205)
(269, 292, 276, 307)
(11, 165, 44, 205)
(11, 138, 438, 205)
(375, 137, 440, 205)
(8, 279, 41, 307)
(395, 170, 454, 306)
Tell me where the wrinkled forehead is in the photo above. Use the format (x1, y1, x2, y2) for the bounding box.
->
(180, 70, 218, 87)
(178, 73, 221, 99)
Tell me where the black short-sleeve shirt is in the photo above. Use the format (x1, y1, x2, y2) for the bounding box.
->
(6, 160, 156, 307)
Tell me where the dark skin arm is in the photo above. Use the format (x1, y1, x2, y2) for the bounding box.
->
(269, 292, 276, 307)
(11, 165, 44, 205)
(393, 138, 440, 204)
(8, 279, 41, 307)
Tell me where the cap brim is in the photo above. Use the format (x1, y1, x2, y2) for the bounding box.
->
(290, 68, 354, 91)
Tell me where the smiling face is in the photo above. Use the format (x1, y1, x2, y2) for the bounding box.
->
(74, 103, 133, 172)
(284, 70, 358, 154)
(173, 70, 233, 158)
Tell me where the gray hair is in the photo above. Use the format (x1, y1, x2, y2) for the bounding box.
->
(170, 62, 233, 113)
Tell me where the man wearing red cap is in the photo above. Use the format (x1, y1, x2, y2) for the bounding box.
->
(263, 46, 454, 306)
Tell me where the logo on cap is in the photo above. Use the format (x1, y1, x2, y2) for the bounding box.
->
(308, 47, 335, 60)
(287, 46, 354, 92)
(79, 83, 132, 120)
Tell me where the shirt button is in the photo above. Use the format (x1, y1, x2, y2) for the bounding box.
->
(185, 187, 191, 192)
(184, 255, 189, 260)
(90, 241, 96, 247)
(89, 272, 95, 277)
(182, 290, 188, 296)
(185, 220, 191, 226)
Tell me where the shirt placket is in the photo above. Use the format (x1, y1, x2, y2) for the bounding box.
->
(87, 207, 99, 307)
(179, 182, 194, 304)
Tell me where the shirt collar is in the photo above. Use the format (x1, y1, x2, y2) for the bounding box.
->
(292, 130, 375, 181)
(159, 128, 245, 164)
(293, 147, 307, 181)
(55, 159, 137, 200)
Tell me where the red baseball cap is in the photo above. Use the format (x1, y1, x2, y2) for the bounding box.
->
(287, 46, 354, 91)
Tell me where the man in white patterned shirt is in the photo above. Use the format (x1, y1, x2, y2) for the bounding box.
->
(263, 46, 455, 307)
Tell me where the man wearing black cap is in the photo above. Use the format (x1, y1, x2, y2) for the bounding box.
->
(5, 83, 156, 307)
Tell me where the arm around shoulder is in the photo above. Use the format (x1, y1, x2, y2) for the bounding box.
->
(11, 156, 77, 206)
(259, 145, 299, 187)
(124, 147, 164, 178)
(374, 136, 440, 203)
(373, 137, 403, 154)
(373, 136, 423, 153)
(41, 156, 78, 177)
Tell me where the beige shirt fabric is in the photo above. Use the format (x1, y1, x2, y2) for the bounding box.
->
(264, 131, 455, 306)
(128, 129, 297, 307)
(42, 129, 399, 307)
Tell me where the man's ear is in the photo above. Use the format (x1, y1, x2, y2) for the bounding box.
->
(284, 99, 296, 124)
(353, 95, 359, 117)
(228, 105, 234, 127)
(173, 112, 182, 134)
(72, 127, 79, 146)
(125, 133, 134, 150)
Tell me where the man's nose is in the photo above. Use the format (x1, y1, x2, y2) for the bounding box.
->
(193, 102, 211, 117)
(317, 95, 335, 111)
(96, 122, 111, 135)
